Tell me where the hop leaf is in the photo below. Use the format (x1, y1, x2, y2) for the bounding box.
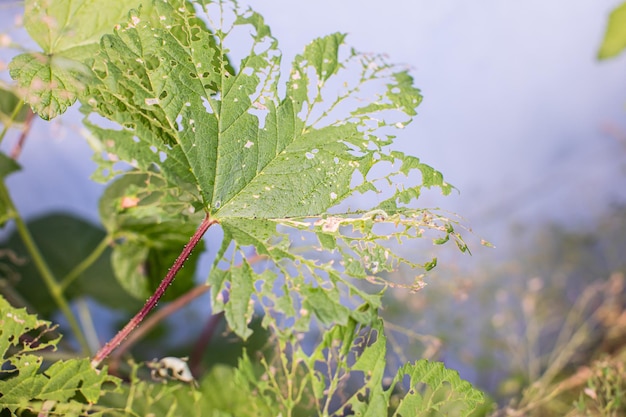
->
(84, 0, 467, 338)
(8, 0, 147, 119)
(0, 295, 119, 414)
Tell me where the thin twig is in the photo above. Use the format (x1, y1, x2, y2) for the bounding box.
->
(10, 107, 35, 160)
(60, 236, 111, 291)
(91, 212, 217, 368)
(189, 311, 224, 376)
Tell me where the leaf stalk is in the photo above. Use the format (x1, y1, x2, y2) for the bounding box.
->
(60, 235, 112, 291)
(0, 181, 91, 355)
(91, 212, 217, 368)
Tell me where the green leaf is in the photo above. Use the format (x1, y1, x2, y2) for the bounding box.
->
(598, 1, 626, 59)
(100, 172, 204, 300)
(0, 87, 30, 125)
(84, 0, 468, 339)
(316, 320, 486, 416)
(8, 0, 145, 119)
(0, 213, 141, 317)
(102, 361, 273, 417)
(390, 360, 487, 417)
(0, 153, 21, 226)
(215, 320, 487, 416)
(0, 295, 120, 414)
(8, 53, 93, 120)
(0, 152, 21, 179)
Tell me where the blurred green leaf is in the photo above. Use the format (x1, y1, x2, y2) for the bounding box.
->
(0, 153, 21, 226)
(8, 0, 144, 119)
(0, 213, 141, 317)
(100, 172, 204, 300)
(9, 53, 92, 120)
(0, 295, 120, 414)
(0, 87, 30, 125)
(598, 1, 626, 59)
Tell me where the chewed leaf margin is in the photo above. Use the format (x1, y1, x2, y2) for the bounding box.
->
(0, 295, 120, 414)
(81, 0, 471, 338)
(223, 319, 488, 416)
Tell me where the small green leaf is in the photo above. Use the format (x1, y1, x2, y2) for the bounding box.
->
(391, 360, 487, 416)
(598, 1, 626, 59)
(8, 0, 145, 119)
(9, 53, 92, 120)
(0, 295, 119, 414)
(424, 258, 437, 271)
(0, 214, 141, 316)
(100, 172, 204, 300)
(0, 153, 20, 226)
(226, 262, 256, 339)
(0, 87, 30, 125)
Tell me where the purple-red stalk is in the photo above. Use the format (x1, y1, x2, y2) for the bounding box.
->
(91, 212, 217, 368)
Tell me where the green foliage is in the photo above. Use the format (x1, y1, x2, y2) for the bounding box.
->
(83, 0, 463, 339)
(0, 295, 119, 415)
(1, 0, 489, 415)
(8, 0, 145, 119)
(101, 319, 486, 416)
(574, 356, 626, 416)
(598, 1, 626, 59)
(0, 154, 20, 226)
(0, 214, 141, 316)
(0, 87, 30, 125)
(99, 172, 204, 300)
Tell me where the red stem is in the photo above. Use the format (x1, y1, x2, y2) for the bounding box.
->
(189, 311, 224, 375)
(91, 212, 217, 368)
(109, 283, 211, 376)
(10, 108, 35, 160)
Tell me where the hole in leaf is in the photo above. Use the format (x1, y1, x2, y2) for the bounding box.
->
(201, 96, 214, 114)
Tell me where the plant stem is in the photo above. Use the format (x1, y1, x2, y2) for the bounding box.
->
(0, 99, 25, 146)
(91, 212, 217, 368)
(60, 236, 111, 291)
(10, 107, 35, 160)
(0, 181, 91, 355)
(189, 310, 223, 376)
(109, 283, 211, 375)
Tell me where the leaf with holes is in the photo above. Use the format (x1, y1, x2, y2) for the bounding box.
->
(0, 295, 119, 414)
(206, 319, 488, 416)
(8, 0, 151, 119)
(84, 0, 467, 338)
